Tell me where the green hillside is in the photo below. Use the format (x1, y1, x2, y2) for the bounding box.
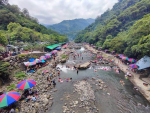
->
(47, 18, 95, 41)
(74, 0, 150, 59)
(0, 0, 68, 46)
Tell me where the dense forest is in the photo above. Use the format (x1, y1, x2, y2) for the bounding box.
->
(0, 0, 68, 46)
(74, 0, 150, 59)
(47, 18, 95, 41)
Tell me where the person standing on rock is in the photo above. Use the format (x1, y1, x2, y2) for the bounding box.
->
(82, 57, 83, 60)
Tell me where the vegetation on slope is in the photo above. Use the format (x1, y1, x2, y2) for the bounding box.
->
(75, 0, 150, 59)
(0, 0, 68, 45)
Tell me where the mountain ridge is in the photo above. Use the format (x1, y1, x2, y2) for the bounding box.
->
(47, 18, 95, 40)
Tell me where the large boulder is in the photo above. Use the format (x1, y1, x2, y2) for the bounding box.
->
(61, 59, 66, 63)
(78, 62, 91, 69)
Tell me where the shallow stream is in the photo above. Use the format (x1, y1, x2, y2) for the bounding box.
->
(49, 47, 150, 113)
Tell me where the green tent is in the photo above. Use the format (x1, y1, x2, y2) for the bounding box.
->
(46, 44, 60, 50)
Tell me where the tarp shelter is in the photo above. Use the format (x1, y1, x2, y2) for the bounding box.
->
(136, 55, 150, 70)
(29, 58, 35, 62)
(55, 47, 61, 50)
(46, 44, 59, 50)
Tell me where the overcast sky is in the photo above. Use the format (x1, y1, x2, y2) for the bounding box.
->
(9, 0, 118, 25)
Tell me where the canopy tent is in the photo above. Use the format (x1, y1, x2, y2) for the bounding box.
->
(46, 44, 59, 50)
(136, 55, 150, 70)
(55, 47, 61, 50)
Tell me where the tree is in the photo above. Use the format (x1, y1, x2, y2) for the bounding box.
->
(22, 8, 30, 18)
(0, 32, 8, 46)
(7, 22, 21, 32)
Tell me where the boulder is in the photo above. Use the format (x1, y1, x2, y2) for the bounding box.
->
(61, 59, 66, 63)
(47, 94, 51, 99)
(43, 98, 49, 105)
(78, 62, 91, 69)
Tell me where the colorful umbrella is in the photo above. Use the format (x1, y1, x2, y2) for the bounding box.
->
(40, 60, 45, 63)
(40, 57, 46, 60)
(0, 91, 20, 108)
(129, 64, 139, 68)
(45, 55, 51, 58)
(43, 70, 48, 73)
(122, 57, 128, 60)
(119, 54, 124, 58)
(51, 50, 57, 54)
(34, 59, 41, 63)
(112, 51, 115, 53)
(17, 79, 36, 90)
(25, 62, 36, 66)
(128, 58, 136, 63)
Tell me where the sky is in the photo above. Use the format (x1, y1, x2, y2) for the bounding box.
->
(9, 0, 118, 25)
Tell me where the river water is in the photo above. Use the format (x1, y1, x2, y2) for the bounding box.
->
(49, 47, 150, 113)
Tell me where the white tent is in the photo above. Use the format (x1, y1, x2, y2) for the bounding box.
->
(136, 55, 150, 70)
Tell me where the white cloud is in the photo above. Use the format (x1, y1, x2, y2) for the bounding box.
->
(9, 0, 118, 25)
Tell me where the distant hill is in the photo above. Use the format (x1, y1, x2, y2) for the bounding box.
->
(47, 18, 95, 40)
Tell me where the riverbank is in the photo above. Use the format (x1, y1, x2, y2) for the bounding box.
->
(0, 48, 71, 112)
(84, 45, 150, 103)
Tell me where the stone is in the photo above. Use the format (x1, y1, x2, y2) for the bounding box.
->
(43, 98, 49, 105)
(107, 93, 110, 95)
(50, 98, 53, 100)
(35, 103, 39, 108)
(47, 94, 51, 99)
(53, 89, 57, 92)
(92, 77, 96, 80)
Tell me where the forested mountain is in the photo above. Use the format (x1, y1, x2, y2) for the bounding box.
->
(47, 18, 95, 41)
(74, 0, 150, 59)
(0, 0, 68, 46)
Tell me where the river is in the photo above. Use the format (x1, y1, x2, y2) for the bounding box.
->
(49, 47, 150, 113)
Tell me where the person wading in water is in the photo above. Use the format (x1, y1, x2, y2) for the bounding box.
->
(77, 69, 79, 74)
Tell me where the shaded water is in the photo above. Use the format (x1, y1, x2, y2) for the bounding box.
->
(49, 47, 150, 113)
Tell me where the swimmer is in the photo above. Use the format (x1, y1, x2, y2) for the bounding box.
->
(97, 75, 99, 77)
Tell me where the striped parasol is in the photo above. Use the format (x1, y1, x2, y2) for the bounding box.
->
(25, 62, 36, 66)
(17, 79, 36, 90)
(0, 91, 20, 108)
(129, 64, 139, 68)
(128, 58, 136, 63)
(122, 57, 128, 60)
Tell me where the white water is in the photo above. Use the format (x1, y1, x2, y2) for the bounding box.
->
(80, 47, 85, 51)
(56, 64, 75, 73)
